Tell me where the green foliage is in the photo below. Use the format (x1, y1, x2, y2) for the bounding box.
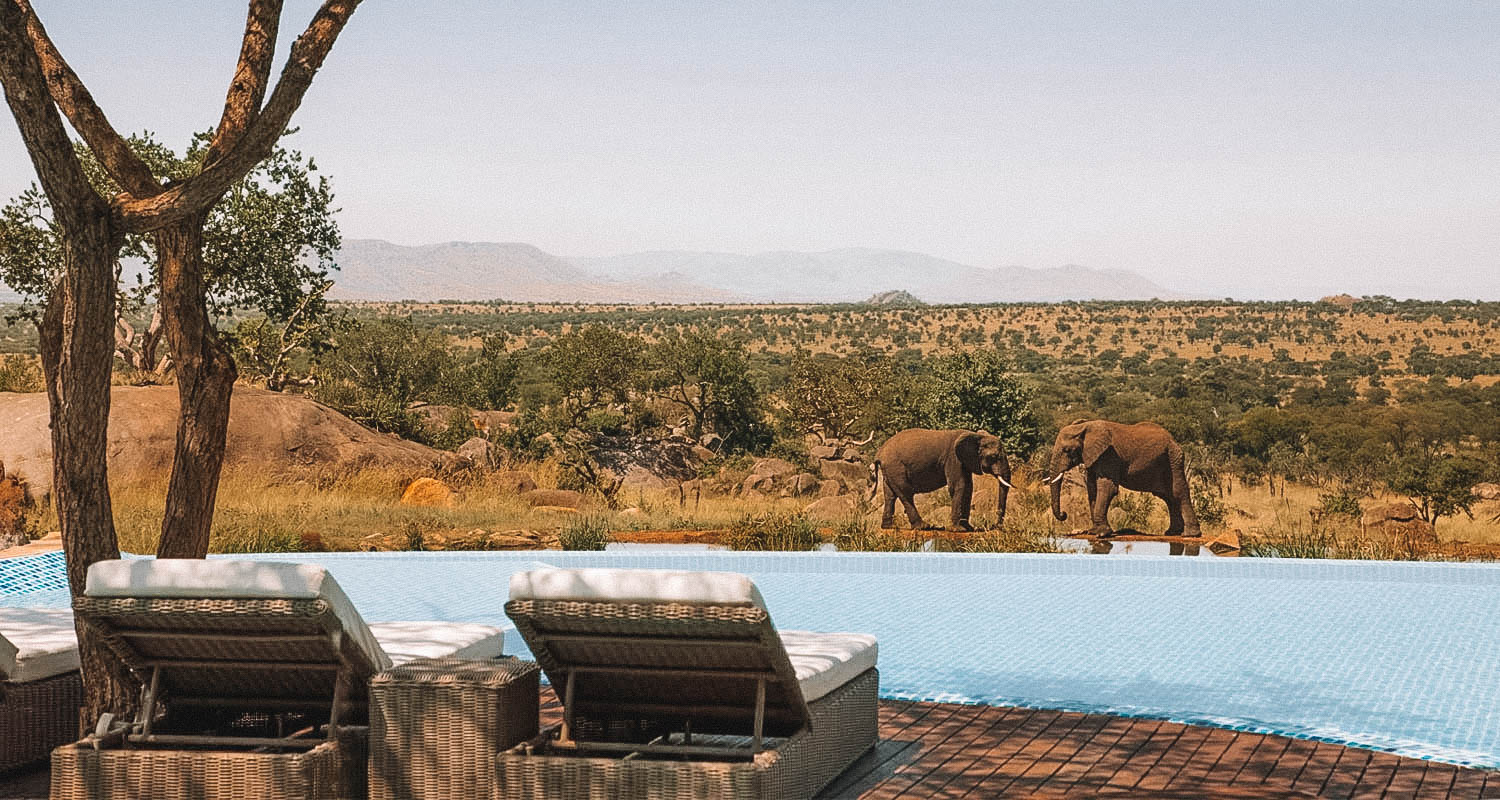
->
(430, 409, 481, 451)
(830, 515, 921, 552)
(644, 329, 767, 451)
(1190, 476, 1228, 529)
(0, 354, 43, 393)
(558, 515, 612, 551)
(781, 355, 923, 441)
(1108, 492, 1157, 532)
(958, 526, 1066, 554)
(724, 511, 822, 551)
(311, 318, 450, 438)
(1318, 489, 1364, 518)
(545, 324, 643, 420)
(1387, 452, 1487, 528)
(924, 349, 1044, 457)
(1, 132, 339, 343)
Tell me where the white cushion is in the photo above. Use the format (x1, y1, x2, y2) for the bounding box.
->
(780, 630, 878, 702)
(509, 568, 766, 608)
(369, 621, 505, 666)
(0, 607, 80, 683)
(84, 559, 392, 672)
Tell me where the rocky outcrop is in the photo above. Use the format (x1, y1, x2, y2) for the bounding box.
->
(803, 495, 859, 519)
(457, 436, 505, 469)
(522, 489, 584, 509)
(493, 470, 538, 495)
(1361, 501, 1437, 553)
(1472, 483, 1500, 502)
(0, 386, 452, 493)
(400, 477, 454, 507)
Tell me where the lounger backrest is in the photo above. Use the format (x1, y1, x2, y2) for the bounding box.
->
(78, 559, 390, 707)
(506, 568, 813, 737)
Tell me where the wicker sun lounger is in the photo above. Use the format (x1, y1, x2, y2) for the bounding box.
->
(502, 567, 879, 800)
(0, 607, 83, 772)
(51, 558, 507, 800)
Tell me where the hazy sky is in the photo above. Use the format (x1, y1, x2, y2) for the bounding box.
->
(1, 1, 1496, 299)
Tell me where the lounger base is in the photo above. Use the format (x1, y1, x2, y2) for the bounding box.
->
(0, 670, 83, 773)
(49, 731, 367, 800)
(494, 667, 878, 800)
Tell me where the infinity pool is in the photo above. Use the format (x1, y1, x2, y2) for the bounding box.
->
(5, 550, 1499, 768)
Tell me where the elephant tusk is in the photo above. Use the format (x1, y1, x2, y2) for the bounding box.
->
(997, 476, 1014, 490)
(1047, 473, 1066, 485)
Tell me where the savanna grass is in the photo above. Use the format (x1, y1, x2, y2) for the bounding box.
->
(724, 510, 822, 551)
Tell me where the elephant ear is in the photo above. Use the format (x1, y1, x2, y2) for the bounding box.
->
(1081, 424, 1113, 467)
(954, 431, 982, 469)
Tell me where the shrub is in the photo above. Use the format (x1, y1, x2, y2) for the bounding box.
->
(959, 525, 1065, 554)
(1191, 476, 1228, 528)
(724, 511, 821, 551)
(1109, 492, 1156, 532)
(830, 515, 919, 552)
(0, 354, 43, 393)
(559, 514, 611, 551)
(1317, 489, 1363, 519)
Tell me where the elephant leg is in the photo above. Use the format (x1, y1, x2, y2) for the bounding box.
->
(1090, 477, 1118, 537)
(1172, 467, 1200, 537)
(948, 474, 973, 531)
(1157, 491, 1184, 535)
(881, 482, 898, 529)
(900, 494, 925, 529)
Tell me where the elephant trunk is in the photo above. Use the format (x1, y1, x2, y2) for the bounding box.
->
(996, 468, 1010, 527)
(1049, 447, 1069, 522)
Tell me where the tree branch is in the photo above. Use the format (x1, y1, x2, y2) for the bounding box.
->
(120, 0, 361, 232)
(206, 0, 283, 163)
(0, 0, 106, 231)
(12, 0, 158, 196)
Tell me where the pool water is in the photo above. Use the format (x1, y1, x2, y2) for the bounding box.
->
(5, 550, 1500, 768)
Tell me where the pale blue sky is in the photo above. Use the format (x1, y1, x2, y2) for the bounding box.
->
(2, 1, 1496, 298)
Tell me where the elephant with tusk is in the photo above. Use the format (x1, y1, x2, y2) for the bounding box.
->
(1046, 419, 1199, 538)
(870, 428, 1012, 531)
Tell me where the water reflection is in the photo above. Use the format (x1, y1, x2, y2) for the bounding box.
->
(1060, 537, 1213, 557)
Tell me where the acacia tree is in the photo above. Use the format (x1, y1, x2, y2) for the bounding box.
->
(644, 329, 763, 450)
(0, 0, 361, 718)
(2, 132, 342, 385)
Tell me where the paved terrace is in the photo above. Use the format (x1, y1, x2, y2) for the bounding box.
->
(2, 696, 1496, 798)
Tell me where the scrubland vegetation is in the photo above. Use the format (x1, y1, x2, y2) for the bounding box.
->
(4, 297, 1499, 559)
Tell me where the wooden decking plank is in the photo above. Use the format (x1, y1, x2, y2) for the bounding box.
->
(917, 706, 1037, 799)
(947, 709, 1072, 798)
(1165, 727, 1241, 788)
(1417, 762, 1459, 798)
(889, 706, 1033, 798)
(1383, 759, 1430, 796)
(989, 711, 1113, 796)
(1349, 752, 1405, 796)
(1096, 718, 1190, 791)
(1036, 715, 1139, 792)
(820, 701, 955, 798)
(1287, 741, 1347, 795)
(1230, 733, 1292, 785)
(1262, 738, 1321, 788)
(864, 703, 991, 798)
(1065, 717, 1169, 792)
(1312, 742, 1372, 799)
(1133, 720, 1215, 791)
(1447, 766, 1491, 799)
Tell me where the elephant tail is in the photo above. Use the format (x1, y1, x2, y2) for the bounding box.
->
(867, 460, 882, 501)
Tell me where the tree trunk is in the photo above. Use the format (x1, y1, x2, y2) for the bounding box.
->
(154, 216, 238, 559)
(36, 213, 137, 727)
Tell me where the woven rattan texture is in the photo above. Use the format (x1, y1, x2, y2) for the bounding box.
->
(0, 670, 83, 772)
(370, 658, 540, 800)
(493, 667, 878, 800)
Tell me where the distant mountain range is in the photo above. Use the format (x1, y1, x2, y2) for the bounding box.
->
(327, 239, 1176, 303)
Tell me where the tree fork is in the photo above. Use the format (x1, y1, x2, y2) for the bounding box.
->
(154, 215, 237, 559)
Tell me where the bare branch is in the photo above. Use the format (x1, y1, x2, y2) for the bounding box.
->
(120, 0, 361, 232)
(206, 0, 283, 162)
(13, 0, 157, 196)
(0, 0, 106, 230)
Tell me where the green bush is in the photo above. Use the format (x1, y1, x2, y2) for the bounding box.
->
(1318, 489, 1363, 519)
(1109, 492, 1156, 532)
(724, 511, 821, 551)
(830, 515, 919, 552)
(959, 525, 1065, 554)
(1191, 476, 1228, 528)
(0, 354, 43, 393)
(559, 514, 612, 551)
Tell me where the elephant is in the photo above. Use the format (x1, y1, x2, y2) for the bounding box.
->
(871, 428, 1013, 531)
(1046, 419, 1199, 538)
